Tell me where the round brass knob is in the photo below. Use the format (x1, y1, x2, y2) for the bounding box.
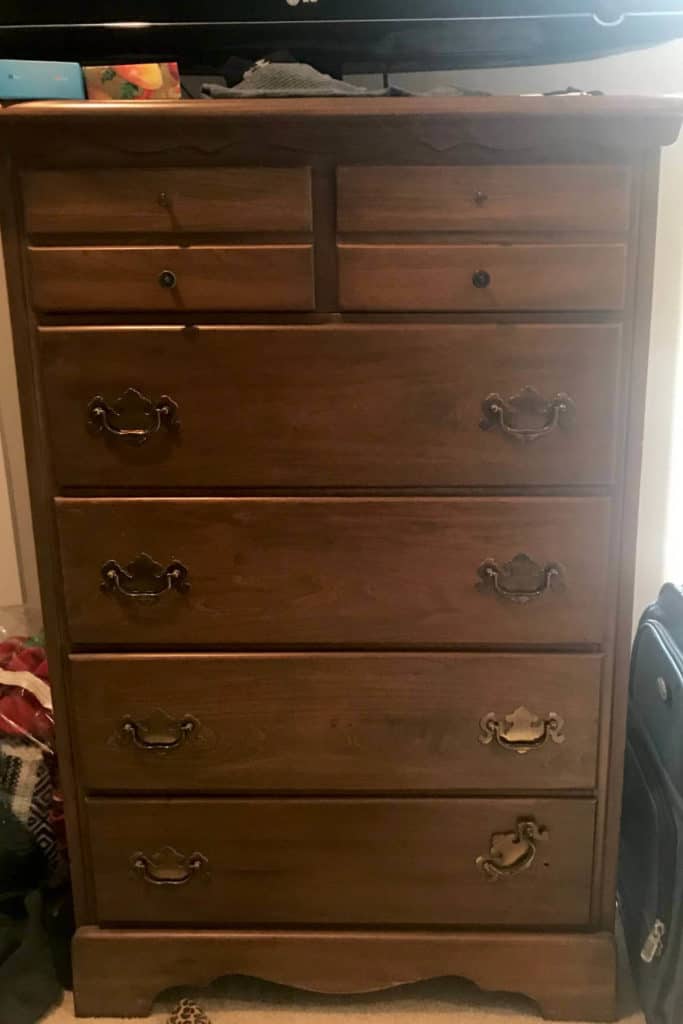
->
(472, 269, 491, 289)
(474, 191, 489, 206)
(159, 270, 177, 289)
(158, 191, 170, 208)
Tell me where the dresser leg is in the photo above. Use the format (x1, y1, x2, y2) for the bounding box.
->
(72, 927, 618, 1021)
(72, 932, 157, 1018)
(530, 984, 618, 1022)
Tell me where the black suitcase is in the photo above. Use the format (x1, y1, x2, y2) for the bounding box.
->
(619, 583, 683, 1024)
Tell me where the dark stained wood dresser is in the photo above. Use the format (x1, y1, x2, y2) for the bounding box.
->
(1, 97, 682, 1021)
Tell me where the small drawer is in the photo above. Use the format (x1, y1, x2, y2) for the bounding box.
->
(71, 653, 602, 793)
(337, 164, 632, 234)
(39, 323, 622, 489)
(28, 245, 315, 313)
(55, 496, 611, 647)
(338, 243, 627, 312)
(86, 796, 596, 927)
(23, 167, 313, 235)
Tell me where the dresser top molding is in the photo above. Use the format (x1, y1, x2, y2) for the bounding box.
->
(0, 96, 682, 161)
(3, 95, 683, 122)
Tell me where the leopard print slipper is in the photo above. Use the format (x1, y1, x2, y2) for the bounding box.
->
(167, 997, 211, 1024)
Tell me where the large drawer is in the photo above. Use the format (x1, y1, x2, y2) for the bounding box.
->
(86, 797, 596, 927)
(56, 497, 611, 647)
(338, 243, 626, 312)
(28, 245, 315, 312)
(40, 323, 622, 489)
(23, 166, 313, 236)
(337, 164, 632, 234)
(71, 652, 602, 793)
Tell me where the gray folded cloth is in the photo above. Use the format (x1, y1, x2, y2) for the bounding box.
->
(201, 59, 484, 98)
(202, 60, 406, 97)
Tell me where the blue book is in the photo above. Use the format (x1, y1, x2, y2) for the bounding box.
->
(0, 59, 85, 100)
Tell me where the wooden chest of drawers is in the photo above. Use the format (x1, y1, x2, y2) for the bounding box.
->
(2, 97, 682, 1021)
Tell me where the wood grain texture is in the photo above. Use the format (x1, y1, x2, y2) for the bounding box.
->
(338, 244, 627, 312)
(39, 323, 622, 489)
(55, 497, 612, 648)
(2, 100, 682, 184)
(1, 99, 678, 1021)
(23, 166, 313, 235)
(85, 796, 596, 928)
(69, 652, 602, 793)
(3, 94, 682, 142)
(337, 165, 632, 234)
(72, 926, 618, 1021)
(28, 245, 315, 312)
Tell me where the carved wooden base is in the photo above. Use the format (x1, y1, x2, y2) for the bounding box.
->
(72, 927, 618, 1021)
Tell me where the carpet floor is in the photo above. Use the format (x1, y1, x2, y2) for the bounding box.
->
(43, 968, 646, 1024)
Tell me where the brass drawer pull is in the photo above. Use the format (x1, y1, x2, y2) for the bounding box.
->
(159, 269, 177, 289)
(119, 709, 199, 752)
(101, 552, 190, 601)
(88, 387, 179, 446)
(478, 553, 564, 604)
(479, 706, 565, 754)
(472, 269, 491, 289)
(473, 190, 489, 206)
(476, 818, 549, 881)
(480, 386, 575, 443)
(131, 846, 209, 887)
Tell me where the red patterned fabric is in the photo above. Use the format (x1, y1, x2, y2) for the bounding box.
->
(0, 636, 67, 868)
(0, 639, 54, 743)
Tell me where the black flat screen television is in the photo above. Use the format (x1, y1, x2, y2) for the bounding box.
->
(1, 3, 683, 74)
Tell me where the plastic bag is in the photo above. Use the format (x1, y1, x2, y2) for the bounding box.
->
(0, 608, 66, 885)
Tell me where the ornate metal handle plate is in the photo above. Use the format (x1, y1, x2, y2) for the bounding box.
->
(88, 387, 179, 446)
(479, 706, 565, 754)
(480, 386, 575, 443)
(118, 709, 199, 752)
(101, 552, 190, 601)
(478, 553, 564, 604)
(476, 818, 549, 881)
(131, 846, 209, 887)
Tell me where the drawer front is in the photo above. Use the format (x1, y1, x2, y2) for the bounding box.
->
(338, 244, 626, 312)
(71, 653, 602, 793)
(23, 167, 313, 235)
(86, 797, 596, 927)
(28, 246, 315, 312)
(56, 497, 611, 647)
(40, 323, 622, 489)
(337, 164, 632, 234)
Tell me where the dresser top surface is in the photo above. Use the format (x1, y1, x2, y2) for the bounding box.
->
(2, 96, 681, 158)
(4, 94, 683, 124)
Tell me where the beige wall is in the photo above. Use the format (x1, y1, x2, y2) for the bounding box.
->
(0, 424, 21, 608)
(0, 234, 39, 612)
